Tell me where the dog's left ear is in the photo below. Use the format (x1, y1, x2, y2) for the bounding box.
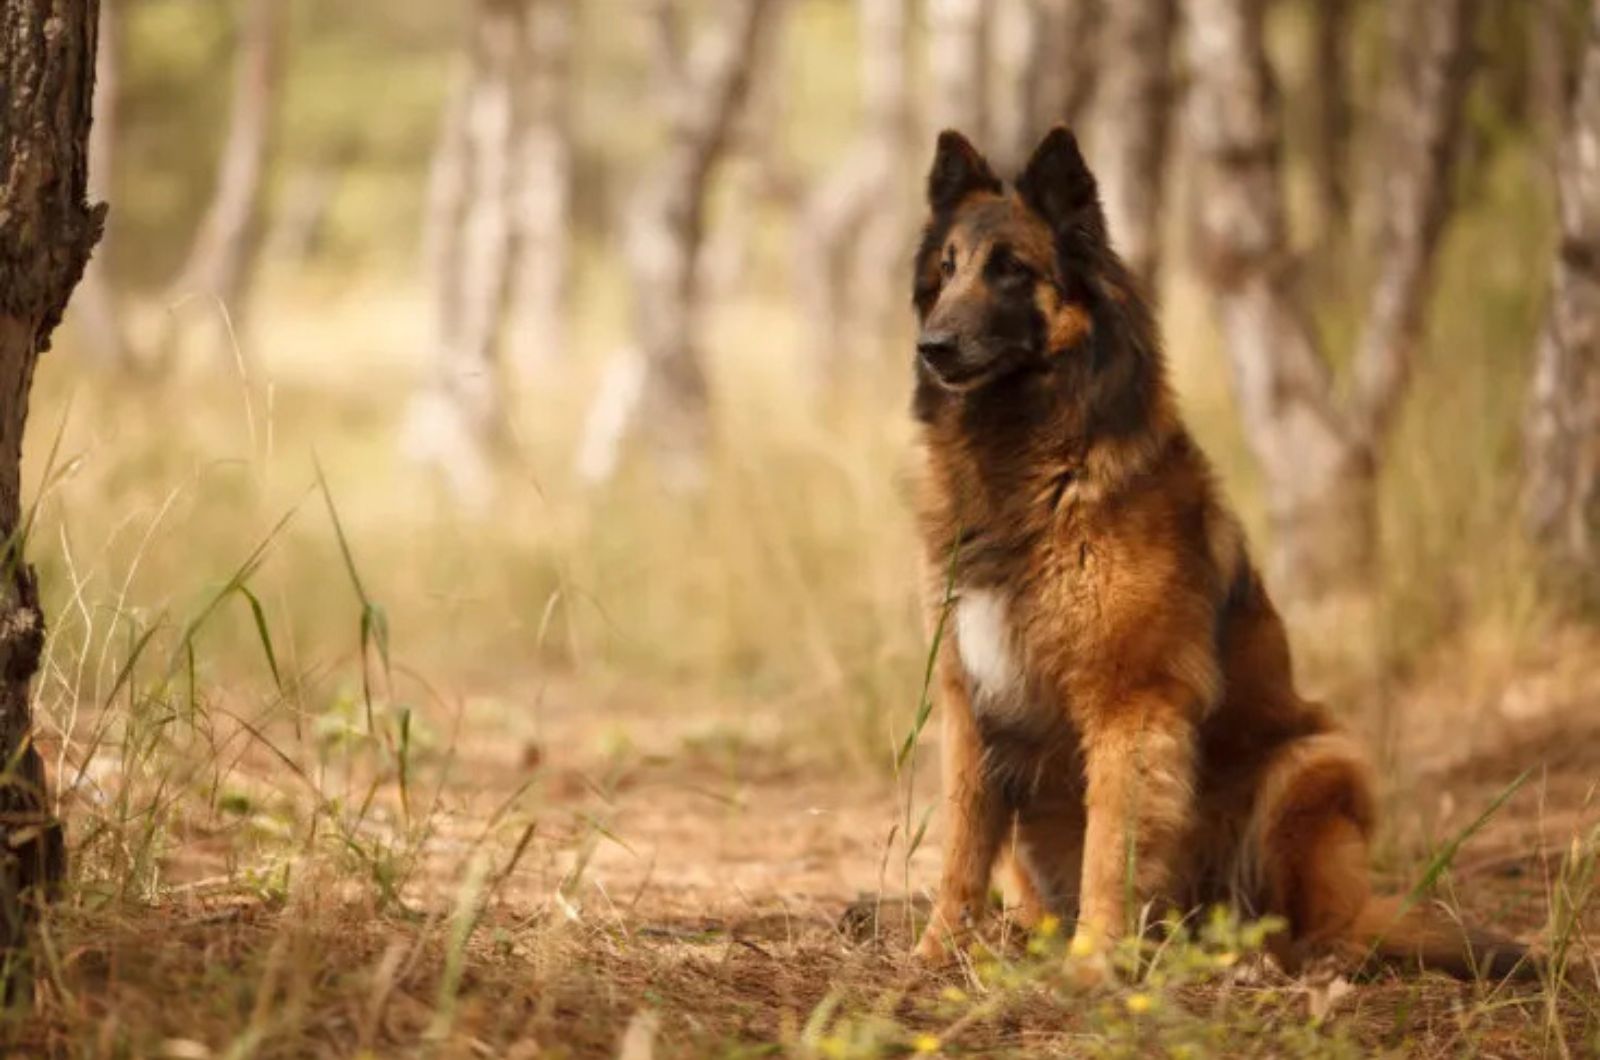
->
(927, 130, 1002, 213)
(1016, 127, 1107, 244)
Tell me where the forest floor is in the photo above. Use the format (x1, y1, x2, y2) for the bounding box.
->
(11, 626, 1600, 1059)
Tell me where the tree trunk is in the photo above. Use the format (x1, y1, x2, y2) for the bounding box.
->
(1348, 0, 1480, 444)
(1185, 0, 1478, 610)
(928, 0, 990, 143)
(796, 0, 911, 378)
(506, 0, 573, 376)
(1026, 0, 1100, 144)
(1310, 0, 1353, 237)
(1093, 0, 1176, 292)
(406, 0, 523, 508)
(0, 0, 99, 993)
(1524, 0, 1600, 596)
(166, 0, 286, 316)
(577, 0, 781, 489)
(72, 0, 125, 368)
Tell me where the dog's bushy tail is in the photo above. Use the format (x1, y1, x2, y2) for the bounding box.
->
(1342, 894, 1536, 981)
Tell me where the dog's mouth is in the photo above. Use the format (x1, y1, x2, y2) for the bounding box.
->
(920, 353, 993, 391)
(919, 345, 1035, 392)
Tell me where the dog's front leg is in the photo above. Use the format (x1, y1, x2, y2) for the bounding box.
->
(1074, 692, 1198, 947)
(914, 655, 1007, 963)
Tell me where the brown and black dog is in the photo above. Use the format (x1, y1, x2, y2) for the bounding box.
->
(908, 127, 1526, 979)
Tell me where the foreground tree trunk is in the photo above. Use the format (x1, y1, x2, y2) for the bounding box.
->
(166, 0, 286, 316)
(0, 0, 99, 991)
(1093, 0, 1175, 292)
(1185, 0, 1479, 611)
(796, 0, 911, 378)
(1524, 0, 1600, 598)
(576, 0, 781, 489)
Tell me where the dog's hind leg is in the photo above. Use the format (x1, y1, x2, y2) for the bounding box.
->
(1008, 793, 1086, 929)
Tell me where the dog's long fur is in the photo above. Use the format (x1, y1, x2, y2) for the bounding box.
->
(908, 128, 1528, 980)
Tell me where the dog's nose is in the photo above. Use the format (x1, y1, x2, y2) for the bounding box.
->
(917, 333, 959, 368)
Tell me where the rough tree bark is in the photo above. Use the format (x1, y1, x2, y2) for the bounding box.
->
(576, 0, 781, 490)
(1186, 0, 1479, 609)
(72, 0, 124, 368)
(928, 0, 990, 143)
(1093, 0, 1176, 291)
(0, 0, 98, 990)
(795, 0, 911, 377)
(166, 0, 286, 316)
(1524, 0, 1600, 596)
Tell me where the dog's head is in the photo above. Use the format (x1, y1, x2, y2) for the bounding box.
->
(912, 127, 1111, 394)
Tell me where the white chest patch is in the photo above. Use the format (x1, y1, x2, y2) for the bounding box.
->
(954, 589, 1023, 705)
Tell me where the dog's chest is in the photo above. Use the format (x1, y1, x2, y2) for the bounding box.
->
(954, 588, 1039, 726)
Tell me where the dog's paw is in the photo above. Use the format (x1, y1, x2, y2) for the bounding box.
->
(912, 926, 961, 967)
(1063, 929, 1115, 988)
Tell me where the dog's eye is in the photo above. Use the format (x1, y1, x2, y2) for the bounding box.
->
(998, 255, 1032, 281)
(939, 250, 956, 279)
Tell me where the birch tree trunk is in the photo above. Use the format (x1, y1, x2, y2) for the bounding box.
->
(166, 0, 286, 316)
(507, 0, 573, 375)
(1310, 0, 1353, 237)
(928, 0, 990, 142)
(1024, 0, 1100, 149)
(72, 0, 125, 368)
(1186, 0, 1479, 610)
(796, 0, 910, 377)
(1524, 0, 1600, 595)
(0, 0, 99, 993)
(406, 0, 522, 508)
(577, 0, 781, 490)
(1093, 0, 1176, 291)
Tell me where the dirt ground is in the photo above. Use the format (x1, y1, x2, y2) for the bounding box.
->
(15, 631, 1600, 1058)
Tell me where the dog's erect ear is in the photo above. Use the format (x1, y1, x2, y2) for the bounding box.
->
(1016, 126, 1107, 243)
(927, 130, 1001, 213)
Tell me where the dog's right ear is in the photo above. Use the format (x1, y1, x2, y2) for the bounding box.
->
(927, 131, 1001, 213)
(1016, 126, 1107, 244)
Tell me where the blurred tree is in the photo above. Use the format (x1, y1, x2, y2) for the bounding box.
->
(1093, 0, 1175, 291)
(1310, 0, 1353, 237)
(73, 0, 127, 369)
(577, 0, 783, 490)
(0, 0, 99, 994)
(407, 0, 573, 506)
(164, 0, 287, 324)
(1524, 0, 1600, 601)
(507, 0, 573, 376)
(995, 0, 1099, 173)
(929, 0, 990, 144)
(1186, 0, 1480, 611)
(796, 0, 912, 378)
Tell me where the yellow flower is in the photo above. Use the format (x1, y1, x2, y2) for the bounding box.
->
(1037, 913, 1062, 938)
(1125, 992, 1155, 1015)
(914, 1034, 942, 1054)
(1214, 950, 1238, 968)
(1068, 933, 1096, 959)
(939, 986, 967, 1003)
